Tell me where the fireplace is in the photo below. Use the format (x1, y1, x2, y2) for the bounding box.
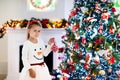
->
(5, 28, 65, 80)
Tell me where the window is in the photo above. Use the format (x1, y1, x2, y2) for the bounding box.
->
(28, 0, 56, 11)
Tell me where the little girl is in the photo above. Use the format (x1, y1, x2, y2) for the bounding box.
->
(20, 20, 54, 80)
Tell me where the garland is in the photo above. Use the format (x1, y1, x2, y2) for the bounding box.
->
(0, 18, 68, 38)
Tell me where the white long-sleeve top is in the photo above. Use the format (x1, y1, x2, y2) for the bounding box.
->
(22, 39, 51, 70)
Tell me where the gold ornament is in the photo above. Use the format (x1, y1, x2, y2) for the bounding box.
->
(92, 72, 96, 77)
(99, 70, 105, 75)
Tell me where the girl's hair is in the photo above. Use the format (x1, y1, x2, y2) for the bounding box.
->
(27, 20, 42, 39)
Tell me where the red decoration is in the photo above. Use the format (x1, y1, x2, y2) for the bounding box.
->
(109, 27, 115, 34)
(94, 59, 100, 64)
(74, 42, 79, 49)
(111, 7, 116, 12)
(70, 10, 76, 16)
(84, 63, 89, 69)
(63, 76, 68, 80)
(117, 33, 120, 38)
(58, 57, 61, 60)
(62, 69, 69, 74)
(95, 38, 103, 44)
(94, 2, 101, 13)
(61, 35, 65, 39)
(85, 53, 90, 62)
(70, 65, 75, 71)
(82, 37, 86, 44)
(58, 47, 64, 53)
(85, 74, 91, 80)
(41, 19, 49, 28)
(108, 56, 115, 64)
(79, 52, 83, 57)
(77, 8, 81, 11)
(94, 7, 101, 12)
(72, 25, 79, 32)
(101, 13, 110, 20)
(98, 26, 103, 33)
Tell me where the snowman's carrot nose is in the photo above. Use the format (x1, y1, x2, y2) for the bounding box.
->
(37, 51, 42, 56)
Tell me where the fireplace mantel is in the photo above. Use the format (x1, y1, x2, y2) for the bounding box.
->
(5, 28, 65, 80)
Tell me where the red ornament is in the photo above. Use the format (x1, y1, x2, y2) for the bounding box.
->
(101, 13, 110, 20)
(74, 42, 79, 49)
(70, 65, 75, 71)
(61, 35, 65, 39)
(72, 25, 79, 32)
(111, 7, 116, 12)
(85, 53, 90, 62)
(63, 76, 68, 80)
(109, 27, 115, 34)
(117, 33, 120, 38)
(41, 19, 49, 28)
(70, 10, 76, 16)
(98, 26, 103, 33)
(62, 69, 69, 74)
(82, 37, 86, 44)
(94, 5, 101, 11)
(58, 57, 61, 60)
(79, 52, 83, 57)
(94, 59, 100, 64)
(86, 74, 91, 80)
(51, 43, 58, 52)
(95, 38, 103, 44)
(108, 56, 115, 64)
(94, 55, 100, 64)
(77, 8, 81, 11)
(84, 63, 89, 69)
(94, 2, 101, 13)
(58, 47, 64, 53)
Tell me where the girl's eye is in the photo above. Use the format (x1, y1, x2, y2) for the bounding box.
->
(38, 30, 40, 32)
(34, 30, 37, 32)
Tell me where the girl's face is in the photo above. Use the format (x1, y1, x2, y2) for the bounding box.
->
(28, 25, 41, 39)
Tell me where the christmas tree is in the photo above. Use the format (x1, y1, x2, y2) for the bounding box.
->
(59, 0, 120, 79)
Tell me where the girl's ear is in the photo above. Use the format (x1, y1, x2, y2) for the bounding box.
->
(27, 29, 30, 33)
(27, 29, 30, 39)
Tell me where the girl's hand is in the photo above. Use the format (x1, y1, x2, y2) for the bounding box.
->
(29, 68, 36, 78)
(48, 38, 55, 45)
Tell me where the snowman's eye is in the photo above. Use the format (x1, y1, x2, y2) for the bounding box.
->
(34, 49, 36, 51)
(40, 48, 41, 50)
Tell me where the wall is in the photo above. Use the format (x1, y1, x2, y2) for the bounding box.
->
(0, 0, 74, 76)
(64, 0, 74, 19)
(0, 0, 65, 26)
(0, 35, 7, 75)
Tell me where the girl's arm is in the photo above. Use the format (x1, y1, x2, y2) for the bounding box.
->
(22, 42, 31, 69)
